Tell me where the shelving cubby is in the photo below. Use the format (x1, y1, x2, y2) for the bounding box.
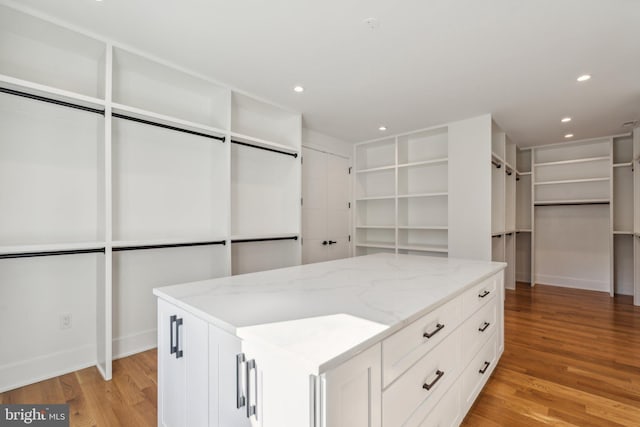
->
(398, 196, 448, 229)
(516, 148, 532, 174)
(355, 138, 396, 171)
(355, 228, 396, 248)
(0, 91, 104, 247)
(397, 228, 448, 253)
(355, 168, 395, 199)
(0, 7, 106, 100)
(397, 128, 447, 165)
(112, 48, 229, 130)
(355, 199, 396, 228)
(491, 160, 505, 235)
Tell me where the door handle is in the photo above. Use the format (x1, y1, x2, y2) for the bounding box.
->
(322, 241, 328, 245)
(236, 353, 246, 409)
(175, 317, 183, 359)
(328, 240, 337, 245)
(169, 315, 177, 355)
(246, 359, 258, 419)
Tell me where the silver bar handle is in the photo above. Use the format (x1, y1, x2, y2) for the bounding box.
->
(246, 359, 258, 419)
(236, 353, 246, 409)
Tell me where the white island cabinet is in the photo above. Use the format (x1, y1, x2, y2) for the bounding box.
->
(153, 254, 506, 427)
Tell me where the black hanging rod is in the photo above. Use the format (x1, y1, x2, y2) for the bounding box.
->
(0, 247, 105, 260)
(113, 240, 226, 252)
(0, 87, 105, 115)
(112, 113, 226, 142)
(231, 139, 298, 158)
(492, 234, 503, 238)
(491, 159, 502, 169)
(534, 201, 610, 207)
(232, 236, 299, 244)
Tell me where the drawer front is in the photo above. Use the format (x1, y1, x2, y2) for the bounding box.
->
(383, 328, 461, 427)
(382, 296, 462, 387)
(461, 294, 498, 366)
(462, 273, 499, 316)
(414, 383, 461, 427)
(460, 331, 498, 413)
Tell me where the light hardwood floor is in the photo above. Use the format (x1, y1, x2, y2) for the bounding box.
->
(2, 283, 640, 426)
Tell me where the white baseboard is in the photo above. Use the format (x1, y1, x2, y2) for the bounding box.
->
(535, 273, 609, 292)
(112, 329, 157, 360)
(0, 345, 96, 394)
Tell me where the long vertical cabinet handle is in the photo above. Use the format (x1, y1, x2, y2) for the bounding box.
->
(246, 359, 258, 419)
(236, 354, 246, 409)
(169, 315, 177, 355)
(175, 317, 184, 359)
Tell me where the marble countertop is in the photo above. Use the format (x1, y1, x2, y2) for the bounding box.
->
(154, 253, 505, 373)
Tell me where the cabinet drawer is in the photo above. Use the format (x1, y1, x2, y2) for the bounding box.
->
(461, 273, 499, 316)
(460, 331, 498, 413)
(461, 294, 498, 366)
(382, 296, 461, 387)
(413, 383, 461, 427)
(383, 328, 461, 427)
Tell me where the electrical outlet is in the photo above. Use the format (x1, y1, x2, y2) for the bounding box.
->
(60, 313, 72, 330)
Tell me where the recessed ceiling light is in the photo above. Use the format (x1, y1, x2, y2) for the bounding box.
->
(561, 117, 572, 123)
(378, 126, 387, 131)
(565, 133, 574, 138)
(577, 74, 591, 82)
(293, 86, 304, 93)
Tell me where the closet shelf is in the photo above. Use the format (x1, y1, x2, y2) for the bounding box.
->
(534, 177, 610, 186)
(356, 165, 396, 174)
(230, 132, 299, 157)
(397, 226, 448, 230)
(355, 242, 396, 250)
(397, 158, 448, 168)
(613, 162, 633, 168)
(112, 103, 227, 140)
(613, 231, 634, 235)
(355, 225, 396, 229)
(356, 195, 396, 201)
(516, 229, 532, 233)
(397, 244, 448, 253)
(534, 156, 610, 167)
(0, 73, 105, 111)
(0, 241, 105, 256)
(516, 171, 532, 176)
(397, 192, 448, 199)
(491, 152, 505, 164)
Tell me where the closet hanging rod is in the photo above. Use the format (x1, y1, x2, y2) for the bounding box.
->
(112, 113, 226, 142)
(113, 240, 227, 252)
(232, 236, 299, 244)
(0, 247, 105, 260)
(231, 139, 298, 158)
(534, 201, 610, 207)
(0, 87, 105, 115)
(491, 159, 502, 169)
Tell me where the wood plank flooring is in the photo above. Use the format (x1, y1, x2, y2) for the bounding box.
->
(1, 283, 639, 426)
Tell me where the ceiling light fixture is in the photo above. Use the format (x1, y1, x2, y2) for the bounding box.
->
(561, 117, 572, 123)
(577, 74, 591, 82)
(293, 86, 304, 93)
(564, 134, 574, 138)
(378, 126, 387, 131)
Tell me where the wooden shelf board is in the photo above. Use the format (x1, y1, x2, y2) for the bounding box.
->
(355, 165, 395, 174)
(534, 177, 610, 186)
(534, 156, 610, 167)
(355, 242, 396, 249)
(397, 244, 448, 253)
(397, 158, 448, 168)
(0, 73, 105, 110)
(613, 231, 634, 235)
(230, 132, 299, 155)
(613, 163, 633, 168)
(355, 196, 396, 201)
(397, 226, 448, 230)
(112, 103, 227, 138)
(355, 226, 396, 229)
(397, 192, 448, 199)
(0, 241, 105, 255)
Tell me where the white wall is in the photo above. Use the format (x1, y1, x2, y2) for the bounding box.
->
(448, 114, 492, 261)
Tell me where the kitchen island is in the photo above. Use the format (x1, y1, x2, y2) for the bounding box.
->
(154, 253, 506, 427)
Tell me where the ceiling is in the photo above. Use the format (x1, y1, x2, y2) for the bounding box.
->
(11, 0, 640, 147)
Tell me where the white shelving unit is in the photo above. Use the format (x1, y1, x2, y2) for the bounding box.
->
(491, 124, 517, 289)
(354, 128, 449, 257)
(532, 137, 613, 295)
(515, 147, 533, 284)
(0, 4, 302, 392)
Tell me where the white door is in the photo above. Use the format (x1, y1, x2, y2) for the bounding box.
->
(302, 147, 351, 264)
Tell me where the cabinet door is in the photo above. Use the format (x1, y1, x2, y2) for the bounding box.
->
(157, 298, 209, 427)
(211, 326, 253, 427)
(323, 344, 381, 427)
